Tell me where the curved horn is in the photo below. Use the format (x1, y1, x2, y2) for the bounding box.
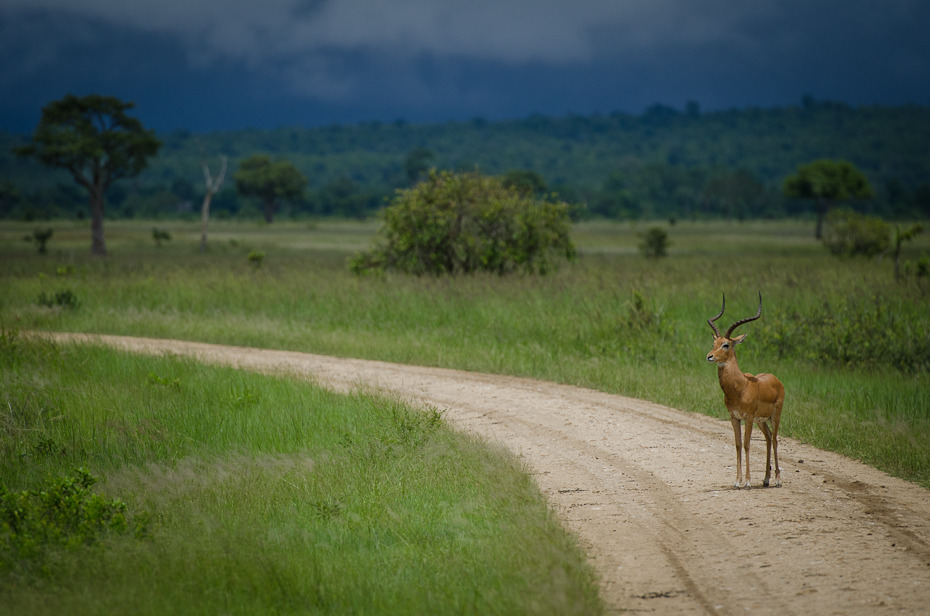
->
(724, 292, 763, 338)
(707, 294, 725, 337)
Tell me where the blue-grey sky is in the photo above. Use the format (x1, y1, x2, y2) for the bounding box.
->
(2, 0, 928, 133)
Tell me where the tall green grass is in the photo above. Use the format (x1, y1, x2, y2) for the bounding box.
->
(1, 337, 602, 615)
(2, 218, 929, 488)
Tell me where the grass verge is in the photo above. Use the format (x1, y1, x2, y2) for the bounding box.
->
(1, 335, 602, 615)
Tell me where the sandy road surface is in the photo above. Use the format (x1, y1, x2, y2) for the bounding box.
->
(47, 333, 930, 615)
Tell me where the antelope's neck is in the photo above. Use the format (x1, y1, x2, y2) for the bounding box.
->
(717, 356, 747, 394)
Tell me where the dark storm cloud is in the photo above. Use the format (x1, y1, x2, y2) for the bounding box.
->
(1, 0, 928, 132)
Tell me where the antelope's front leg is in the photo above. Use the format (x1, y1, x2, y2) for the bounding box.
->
(730, 416, 743, 488)
(742, 419, 754, 488)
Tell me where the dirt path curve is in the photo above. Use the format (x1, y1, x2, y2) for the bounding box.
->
(48, 333, 930, 615)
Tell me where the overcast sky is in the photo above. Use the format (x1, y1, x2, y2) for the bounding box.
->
(2, 0, 929, 133)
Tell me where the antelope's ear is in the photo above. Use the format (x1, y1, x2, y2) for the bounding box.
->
(732, 334, 748, 345)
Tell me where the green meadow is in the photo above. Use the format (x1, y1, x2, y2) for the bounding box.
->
(2, 217, 929, 613)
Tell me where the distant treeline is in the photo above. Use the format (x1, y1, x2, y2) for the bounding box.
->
(2, 97, 930, 222)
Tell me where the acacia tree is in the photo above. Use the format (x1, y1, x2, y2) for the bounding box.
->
(14, 94, 161, 255)
(783, 159, 874, 239)
(233, 154, 307, 223)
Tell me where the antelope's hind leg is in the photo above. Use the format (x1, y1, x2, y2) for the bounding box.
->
(760, 420, 774, 487)
(770, 415, 782, 487)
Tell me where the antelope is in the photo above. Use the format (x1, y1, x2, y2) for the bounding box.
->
(706, 293, 785, 489)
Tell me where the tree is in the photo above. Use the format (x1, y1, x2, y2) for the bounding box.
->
(13, 94, 161, 255)
(350, 170, 576, 276)
(783, 159, 874, 239)
(233, 154, 307, 223)
(199, 154, 227, 252)
(32, 228, 53, 254)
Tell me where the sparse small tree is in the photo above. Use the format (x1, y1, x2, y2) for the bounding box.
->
(33, 228, 53, 254)
(234, 154, 307, 223)
(893, 223, 924, 281)
(152, 227, 171, 247)
(783, 159, 874, 239)
(638, 227, 670, 258)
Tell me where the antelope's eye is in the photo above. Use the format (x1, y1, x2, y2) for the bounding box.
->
(722, 343, 729, 349)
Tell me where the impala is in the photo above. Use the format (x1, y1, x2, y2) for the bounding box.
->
(706, 293, 785, 489)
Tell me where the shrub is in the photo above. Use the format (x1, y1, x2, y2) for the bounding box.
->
(893, 224, 924, 281)
(32, 228, 53, 254)
(151, 227, 171, 247)
(918, 256, 930, 279)
(756, 295, 930, 371)
(37, 289, 80, 310)
(822, 209, 889, 257)
(247, 249, 265, 268)
(1, 469, 149, 575)
(349, 170, 576, 276)
(638, 226, 670, 258)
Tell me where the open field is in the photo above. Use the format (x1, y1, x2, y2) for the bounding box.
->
(2, 217, 930, 613)
(3, 218, 929, 486)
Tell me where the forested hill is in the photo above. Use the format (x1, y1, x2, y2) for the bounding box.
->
(3, 100, 930, 221)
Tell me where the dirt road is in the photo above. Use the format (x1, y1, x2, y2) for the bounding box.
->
(48, 333, 930, 614)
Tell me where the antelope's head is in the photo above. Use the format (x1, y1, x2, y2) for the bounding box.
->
(706, 293, 763, 366)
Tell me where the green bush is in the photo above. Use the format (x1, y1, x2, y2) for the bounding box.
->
(822, 209, 890, 257)
(32, 228, 53, 254)
(350, 170, 577, 276)
(247, 249, 265, 268)
(151, 227, 171, 247)
(638, 226, 670, 258)
(917, 255, 930, 278)
(37, 289, 80, 310)
(1, 469, 148, 576)
(756, 295, 930, 371)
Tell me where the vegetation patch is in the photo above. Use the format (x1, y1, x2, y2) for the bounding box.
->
(757, 293, 930, 371)
(2, 219, 927, 491)
(350, 170, 576, 276)
(0, 331, 602, 615)
(1, 468, 149, 578)
(36, 289, 80, 311)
